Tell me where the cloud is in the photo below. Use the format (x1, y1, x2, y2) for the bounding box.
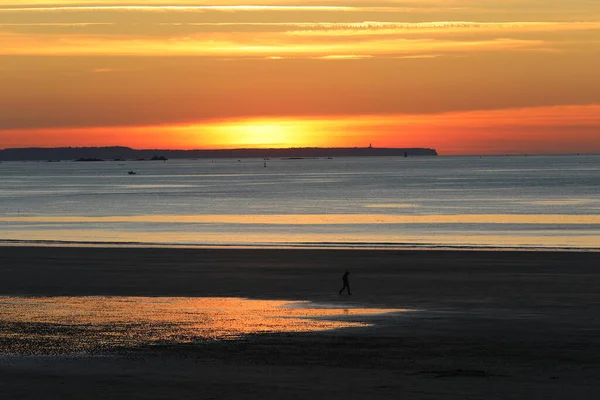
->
(0, 5, 377, 12)
(0, 22, 113, 26)
(317, 54, 373, 59)
(0, 29, 548, 57)
(284, 21, 600, 36)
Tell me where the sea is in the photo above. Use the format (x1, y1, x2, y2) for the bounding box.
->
(1, 155, 599, 250)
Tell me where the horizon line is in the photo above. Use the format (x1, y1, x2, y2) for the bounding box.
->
(0, 145, 436, 151)
(1, 146, 599, 157)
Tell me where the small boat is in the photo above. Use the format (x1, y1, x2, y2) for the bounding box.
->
(128, 171, 136, 175)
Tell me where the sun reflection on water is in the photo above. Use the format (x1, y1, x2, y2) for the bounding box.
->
(0, 297, 405, 355)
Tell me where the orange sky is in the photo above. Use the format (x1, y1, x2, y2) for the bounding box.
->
(1, 0, 600, 155)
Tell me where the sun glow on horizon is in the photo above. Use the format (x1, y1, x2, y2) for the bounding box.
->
(2, 105, 600, 155)
(197, 119, 315, 148)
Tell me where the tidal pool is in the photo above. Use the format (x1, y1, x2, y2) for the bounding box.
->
(0, 297, 405, 355)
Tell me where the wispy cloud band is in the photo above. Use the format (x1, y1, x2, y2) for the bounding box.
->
(0, 5, 390, 12)
(0, 31, 546, 57)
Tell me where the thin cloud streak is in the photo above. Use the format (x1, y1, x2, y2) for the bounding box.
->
(317, 54, 373, 59)
(0, 5, 377, 12)
(0, 31, 545, 56)
(5, 20, 599, 33)
(0, 22, 113, 26)
(285, 21, 600, 36)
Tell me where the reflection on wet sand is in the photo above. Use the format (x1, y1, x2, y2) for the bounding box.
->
(0, 297, 404, 355)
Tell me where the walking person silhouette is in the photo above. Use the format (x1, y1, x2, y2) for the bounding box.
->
(339, 271, 351, 295)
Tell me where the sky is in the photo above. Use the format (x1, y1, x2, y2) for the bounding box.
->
(1, 1, 600, 155)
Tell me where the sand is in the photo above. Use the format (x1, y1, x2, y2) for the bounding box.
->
(1, 246, 600, 399)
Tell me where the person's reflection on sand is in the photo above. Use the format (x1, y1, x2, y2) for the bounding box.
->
(339, 271, 351, 295)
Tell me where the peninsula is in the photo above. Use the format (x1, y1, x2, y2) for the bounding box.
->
(0, 146, 438, 161)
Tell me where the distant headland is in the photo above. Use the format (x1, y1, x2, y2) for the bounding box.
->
(0, 146, 438, 161)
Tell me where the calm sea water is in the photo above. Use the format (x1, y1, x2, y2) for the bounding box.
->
(1, 155, 599, 249)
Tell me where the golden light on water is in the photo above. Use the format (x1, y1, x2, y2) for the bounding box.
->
(0, 297, 405, 355)
(3, 214, 600, 225)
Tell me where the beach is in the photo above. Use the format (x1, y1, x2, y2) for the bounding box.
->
(1, 246, 599, 399)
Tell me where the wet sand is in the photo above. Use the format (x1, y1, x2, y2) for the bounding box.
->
(1, 246, 600, 399)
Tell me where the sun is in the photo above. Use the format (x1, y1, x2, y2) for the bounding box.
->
(237, 123, 294, 147)
(207, 118, 312, 148)
(166, 116, 345, 149)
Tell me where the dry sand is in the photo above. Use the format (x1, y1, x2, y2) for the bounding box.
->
(1, 246, 599, 399)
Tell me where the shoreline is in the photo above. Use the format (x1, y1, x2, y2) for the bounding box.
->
(1, 240, 599, 253)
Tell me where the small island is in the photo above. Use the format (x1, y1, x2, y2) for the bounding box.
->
(0, 146, 438, 161)
(75, 157, 105, 162)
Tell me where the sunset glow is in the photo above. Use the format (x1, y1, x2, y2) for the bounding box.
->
(1, 0, 600, 154)
(3, 105, 600, 155)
